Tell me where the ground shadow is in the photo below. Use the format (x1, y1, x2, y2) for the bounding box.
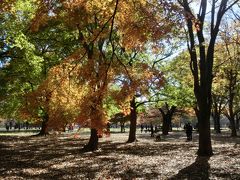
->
(169, 156, 210, 180)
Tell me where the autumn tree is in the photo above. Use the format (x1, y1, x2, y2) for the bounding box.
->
(109, 112, 130, 133)
(177, 0, 239, 156)
(154, 51, 196, 134)
(28, 0, 180, 150)
(217, 21, 240, 136)
(0, 0, 81, 134)
(110, 58, 164, 142)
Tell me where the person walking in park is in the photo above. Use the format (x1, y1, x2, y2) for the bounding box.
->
(140, 124, 144, 133)
(5, 122, 9, 131)
(150, 123, 154, 137)
(185, 123, 193, 141)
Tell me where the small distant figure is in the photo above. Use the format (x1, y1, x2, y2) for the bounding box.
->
(68, 124, 73, 132)
(120, 122, 125, 133)
(145, 124, 148, 133)
(155, 132, 161, 141)
(185, 123, 193, 141)
(150, 123, 154, 137)
(106, 122, 110, 137)
(5, 122, 9, 131)
(9, 121, 13, 130)
(140, 124, 144, 133)
(26, 121, 29, 129)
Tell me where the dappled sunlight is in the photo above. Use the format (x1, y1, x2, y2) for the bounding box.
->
(1, 131, 239, 179)
(22, 168, 48, 176)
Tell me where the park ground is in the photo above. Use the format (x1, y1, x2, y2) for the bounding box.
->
(0, 129, 240, 179)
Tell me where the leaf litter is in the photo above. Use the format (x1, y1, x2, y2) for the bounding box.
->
(0, 131, 239, 179)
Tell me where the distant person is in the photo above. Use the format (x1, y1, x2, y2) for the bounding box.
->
(68, 124, 73, 131)
(145, 124, 148, 133)
(140, 124, 144, 133)
(9, 121, 13, 130)
(185, 123, 193, 141)
(5, 122, 9, 131)
(26, 121, 29, 129)
(150, 123, 154, 137)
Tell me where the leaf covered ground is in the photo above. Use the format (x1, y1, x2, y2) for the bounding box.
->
(0, 130, 240, 179)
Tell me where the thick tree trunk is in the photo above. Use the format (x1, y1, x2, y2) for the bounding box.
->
(180, 0, 235, 156)
(159, 103, 176, 135)
(36, 114, 49, 136)
(83, 128, 99, 151)
(162, 116, 169, 135)
(229, 118, 237, 137)
(127, 98, 137, 143)
(197, 100, 213, 156)
(38, 120, 48, 136)
(213, 114, 221, 133)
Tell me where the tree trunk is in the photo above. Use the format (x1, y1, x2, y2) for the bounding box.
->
(227, 70, 238, 137)
(214, 115, 221, 134)
(38, 120, 48, 136)
(162, 115, 170, 135)
(211, 95, 224, 134)
(229, 118, 237, 137)
(83, 128, 99, 151)
(213, 113, 221, 133)
(36, 114, 49, 136)
(159, 103, 176, 135)
(179, 0, 235, 156)
(197, 100, 213, 156)
(127, 98, 137, 143)
(236, 117, 239, 131)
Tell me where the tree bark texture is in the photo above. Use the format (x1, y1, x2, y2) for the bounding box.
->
(213, 114, 221, 134)
(225, 69, 237, 137)
(179, 0, 237, 156)
(159, 103, 176, 135)
(37, 118, 48, 136)
(127, 97, 137, 143)
(83, 128, 99, 151)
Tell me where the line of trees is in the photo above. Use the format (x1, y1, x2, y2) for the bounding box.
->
(0, 0, 239, 156)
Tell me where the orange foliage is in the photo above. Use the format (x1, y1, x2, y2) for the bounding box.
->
(26, 0, 177, 132)
(31, 0, 180, 49)
(0, 0, 16, 12)
(110, 62, 164, 115)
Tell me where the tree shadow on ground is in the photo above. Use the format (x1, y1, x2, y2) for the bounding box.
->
(212, 134, 240, 144)
(169, 156, 210, 180)
(1, 132, 239, 179)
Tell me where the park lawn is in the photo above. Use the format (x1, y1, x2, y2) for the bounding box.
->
(0, 130, 239, 179)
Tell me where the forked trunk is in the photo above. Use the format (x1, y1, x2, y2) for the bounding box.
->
(159, 103, 176, 135)
(83, 128, 99, 151)
(127, 98, 137, 143)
